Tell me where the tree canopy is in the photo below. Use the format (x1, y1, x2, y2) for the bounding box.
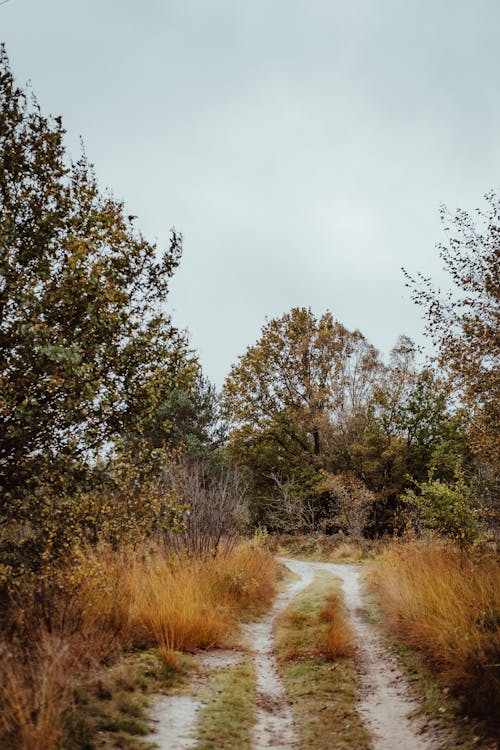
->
(0, 47, 200, 525)
(222, 307, 473, 532)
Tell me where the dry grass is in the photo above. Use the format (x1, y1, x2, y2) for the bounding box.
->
(134, 541, 278, 666)
(0, 540, 279, 748)
(269, 533, 383, 562)
(370, 541, 500, 719)
(318, 593, 356, 660)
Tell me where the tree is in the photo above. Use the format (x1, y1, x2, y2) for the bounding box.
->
(0, 47, 197, 523)
(223, 307, 380, 463)
(316, 471, 376, 538)
(404, 193, 499, 469)
(223, 310, 473, 533)
(222, 307, 382, 524)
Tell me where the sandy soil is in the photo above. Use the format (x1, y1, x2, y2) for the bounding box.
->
(143, 649, 243, 749)
(145, 558, 440, 750)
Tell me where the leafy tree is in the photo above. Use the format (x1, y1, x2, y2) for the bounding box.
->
(223, 307, 379, 467)
(404, 193, 499, 468)
(223, 309, 474, 534)
(399, 369, 473, 482)
(403, 471, 481, 547)
(0, 47, 197, 526)
(222, 307, 382, 524)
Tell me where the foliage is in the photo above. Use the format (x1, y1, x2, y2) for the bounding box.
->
(0, 46, 199, 525)
(398, 369, 473, 482)
(1, 450, 187, 579)
(223, 307, 379, 466)
(403, 471, 481, 546)
(160, 456, 249, 556)
(222, 307, 479, 534)
(222, 307, 384, 525)
(263, 473, 319, 533)
(404, 192, 500, 469)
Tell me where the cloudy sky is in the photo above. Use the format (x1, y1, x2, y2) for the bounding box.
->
(2, 0, 499, 385)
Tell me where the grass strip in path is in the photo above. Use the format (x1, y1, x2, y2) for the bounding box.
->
(193, 658, 256, 750)
(275, 571, 372, 750)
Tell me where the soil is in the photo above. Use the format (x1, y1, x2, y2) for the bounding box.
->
(143, 650, 243, 749)
(145, 558, 441, 750)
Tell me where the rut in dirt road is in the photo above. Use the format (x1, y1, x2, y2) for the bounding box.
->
(281, 558, 439, 750)
(241, 562, 316, 750)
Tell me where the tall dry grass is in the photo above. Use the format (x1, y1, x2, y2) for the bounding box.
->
(0, 632, 77, 750)
(0, 540, 279, 748)
(132, 541, 278, 666)
(370, 541, 500, 717)
(318, 593, 356, 660)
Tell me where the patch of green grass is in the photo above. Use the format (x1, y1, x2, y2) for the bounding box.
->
(63, 649, 193, 749)
(193, 659, 256, 750)
(275, 573, 372, 750)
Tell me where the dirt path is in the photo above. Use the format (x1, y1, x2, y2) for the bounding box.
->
(144, 650, 243, 749)
(281, 558, 439, 750)
(146, 558, 439, 750)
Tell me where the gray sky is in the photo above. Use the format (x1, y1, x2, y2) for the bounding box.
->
(2, 0, 499, 386)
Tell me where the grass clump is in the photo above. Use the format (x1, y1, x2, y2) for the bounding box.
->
(269, 533, 383, 562)
(275, 573, 370, 750)
(134, 541, 279, 667)
(63, 650, 192, 750)
(370, 541, 500, 724)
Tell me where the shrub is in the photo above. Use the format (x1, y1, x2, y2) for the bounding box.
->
(403, 471, 481, 546)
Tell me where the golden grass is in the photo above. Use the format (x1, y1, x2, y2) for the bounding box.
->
(0, 632, 78, 750)
(135, 556, 231, 667)
(133, 541, 278, 666)
(318, 593, 356, 660)
(370, 541, 500, 718)
(269, 533, 382, 562)
(0, 540, 279, 748)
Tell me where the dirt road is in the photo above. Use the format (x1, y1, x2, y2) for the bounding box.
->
(146, 557, 439, 750)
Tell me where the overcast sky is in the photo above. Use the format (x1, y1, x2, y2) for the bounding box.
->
(2, 0, 499, 386)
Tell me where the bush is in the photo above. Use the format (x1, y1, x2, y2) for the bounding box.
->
(403, 471, 481, 546)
